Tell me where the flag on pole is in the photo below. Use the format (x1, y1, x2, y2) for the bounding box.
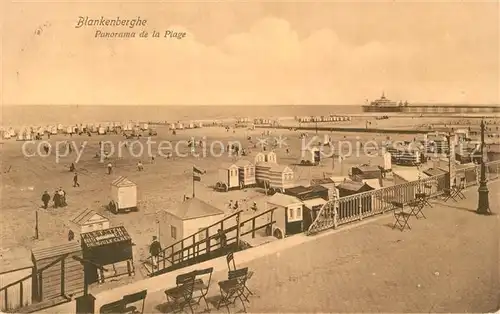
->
(193, 166, 206, 181)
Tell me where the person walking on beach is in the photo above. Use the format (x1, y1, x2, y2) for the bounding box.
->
(73, 173, 80, 187)
(58, 188, 67, 207)
(149, 236, 162, 270)
(107, 162, 113, 175)
(41, 191, 50, 209)
(137, 161, 144, 171)
(53, 190, 60, 208)
(69, 162, 76, 172)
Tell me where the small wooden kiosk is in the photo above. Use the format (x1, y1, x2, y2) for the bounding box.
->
(235, 159, 256, 188)
(109, 176, 137, 214)
(70, 209, 110, 234)
(31, 242, 84, 302)
(80, 226, 134, 284)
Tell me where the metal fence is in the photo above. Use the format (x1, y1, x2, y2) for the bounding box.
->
(308, 160, 500, 234)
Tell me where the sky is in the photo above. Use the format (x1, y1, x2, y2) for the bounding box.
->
(1, 1, 499, 106)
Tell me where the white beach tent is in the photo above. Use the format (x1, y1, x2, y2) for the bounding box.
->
(98, 126, 106, 135)
(176, 122, 184, 129)
(197, 122, 203, 128)
(169, 123, 176, 130)
(50, 126, 58, 134)
(57, 124, 63, 130)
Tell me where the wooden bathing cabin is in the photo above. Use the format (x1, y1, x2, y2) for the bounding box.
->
(350, 165, 382, 182)
(109, 176, 138, 214)
(336, 180, 374, 217)
(235, 159, 256, 188)
(215, 163, 240, 192)
(256, 163, 295, 194)
(70, 209, 110, 235)
(266, 193, 304, 239)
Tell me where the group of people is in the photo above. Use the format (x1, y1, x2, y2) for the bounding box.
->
(228, 199, 258, 212)
(41, 188, 67, 209)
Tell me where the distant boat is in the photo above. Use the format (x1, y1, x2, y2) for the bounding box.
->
(362, 92, 408, 113)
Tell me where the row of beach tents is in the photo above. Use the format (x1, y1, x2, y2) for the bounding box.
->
(0, 121, 153, 140)
(295, 115, 352, 123)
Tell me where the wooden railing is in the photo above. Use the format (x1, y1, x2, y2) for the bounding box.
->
(0, 270, 33, 312)
(143, 207, 278, 277)
(0, 254, 71, 313)
(308, 159, 500, 235)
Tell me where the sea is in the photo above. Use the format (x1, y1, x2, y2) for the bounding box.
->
(1, 105, 363, 127)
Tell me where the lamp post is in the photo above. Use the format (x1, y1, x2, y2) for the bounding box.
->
(477, 119, 490, 215)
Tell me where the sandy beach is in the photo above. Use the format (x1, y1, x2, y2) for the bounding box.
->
(1, 114, 498, 291)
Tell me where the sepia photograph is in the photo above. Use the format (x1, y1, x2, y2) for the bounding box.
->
(0, 1, 499, 313)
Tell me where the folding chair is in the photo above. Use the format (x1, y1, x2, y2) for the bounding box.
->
(193, 267, 213, 311)
(100, 300, 125, 314)
(391, 201, 411, 231)
(165, 272, 196, 314)
(226, 252, 254, 296)
(228, 268, 251, 302)
(122, 290, 147, 314)
(217, 267, 248, 313)
(408, 200, 426, 220)
(415, 192, 432, 208)
(454, 177, 466, 200)
(443, 187, 458, 202)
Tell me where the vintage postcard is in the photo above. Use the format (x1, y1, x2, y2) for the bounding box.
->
(1, 1, 499, 313)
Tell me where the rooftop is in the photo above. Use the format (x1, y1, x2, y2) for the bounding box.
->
(166, 198, 224, 220)
(267, 193, 302, 207)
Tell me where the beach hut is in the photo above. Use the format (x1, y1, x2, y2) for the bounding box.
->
(141, 123, 149, 131)
(215, 163, 239, 192)
(266, 193, 304, 238)
(66, 126, 73, 134)
(235, 159, 256, 188)
(187, 122, 195, 129)
(160, 198, 225, 261)
(255, 161, 272, 185)
(50, 126, 57, 135)
(265, 164, 295, 193)
(57, 124, 63, 131)
(169, 123, 176, 130)
(70, 208, 110, 234)
(31, 242, 84, 303)
(176, 122, 184, 130)
(3, 131, 11, 139)
(109, 176, 137, 214)
(266, 151, 277, 163)
(197, 122, 203, 128)
(254, 152, 266, 163)
(80, 226, 134, 284)
(98, 126, 106, 135)
(350, 165, 382, 181)
(396, 150, 423, 166)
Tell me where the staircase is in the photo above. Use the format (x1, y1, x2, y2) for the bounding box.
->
(142, 207, 278, 277)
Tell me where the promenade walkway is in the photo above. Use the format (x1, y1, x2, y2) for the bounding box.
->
(47, 181, 499, 313)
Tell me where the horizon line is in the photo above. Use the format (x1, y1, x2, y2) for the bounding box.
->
(2, 103, 500, 107)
